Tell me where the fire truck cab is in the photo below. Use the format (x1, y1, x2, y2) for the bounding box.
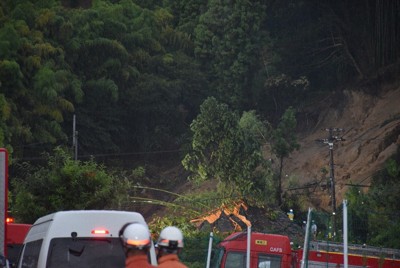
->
(211, 232, 293, 268)
(6, 223, 32, 266)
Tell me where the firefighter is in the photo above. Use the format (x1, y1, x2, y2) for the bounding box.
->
(287, 209, 294, 221)
(119, 222, 156, 268)
(156, 226, 188, 268)
(311, 220, 318, 240)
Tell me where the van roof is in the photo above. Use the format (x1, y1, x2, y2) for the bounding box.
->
(33, 210, 145, 224)
(25, 210, 147, 242)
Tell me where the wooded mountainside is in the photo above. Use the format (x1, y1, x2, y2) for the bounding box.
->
(2, 0, 399, 160)
(1, 0, 400, 255)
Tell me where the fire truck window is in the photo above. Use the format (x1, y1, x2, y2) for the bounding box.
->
(225, 252, 246, 268)
(7, 243, 23, 265)
(20, 239, 43, 268)
(210, 248, 225, 268)
(258, 254, 281, 268)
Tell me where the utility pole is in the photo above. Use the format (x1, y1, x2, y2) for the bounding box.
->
(72, 114, 78, 161)
(317, 128, 345, 238)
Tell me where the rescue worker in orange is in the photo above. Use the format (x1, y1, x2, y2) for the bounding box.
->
(156, 226, 188, 268)
(119, 222, 156, 268)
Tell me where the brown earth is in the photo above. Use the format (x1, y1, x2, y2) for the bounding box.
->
(282, 84, 400, 210)
(137, 83, 400, 243)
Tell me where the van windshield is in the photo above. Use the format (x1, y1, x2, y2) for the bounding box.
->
(46, 238, 125, 268)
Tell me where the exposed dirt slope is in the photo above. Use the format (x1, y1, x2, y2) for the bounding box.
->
(283, 85, 400, 210)
(139, 85, 399, 241)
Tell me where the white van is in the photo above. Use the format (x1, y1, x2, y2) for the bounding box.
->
(16, 210, 157, 268)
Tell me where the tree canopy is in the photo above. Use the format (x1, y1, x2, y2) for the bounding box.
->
(11, 147, 129, 223)
(269, 106, 300, 205)
(346, 156, 400, 248)
(1, 0, 399, 160)
(182, 97, 274, 204)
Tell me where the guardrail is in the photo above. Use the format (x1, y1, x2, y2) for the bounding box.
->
(309, 240, 400, 260)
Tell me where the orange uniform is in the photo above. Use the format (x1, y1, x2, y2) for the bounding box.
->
(126, 254, 156, 268)
(157, 254, 188, 268)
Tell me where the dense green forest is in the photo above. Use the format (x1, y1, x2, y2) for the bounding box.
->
(1, 0, 400, 260)
(2, 0, 399, 160)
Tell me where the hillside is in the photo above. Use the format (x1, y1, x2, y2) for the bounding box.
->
(282, 84, 400, 209)
(137, 84, 400, 243)
(161, 84, 400, 212)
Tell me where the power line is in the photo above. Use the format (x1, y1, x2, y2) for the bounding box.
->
(344, 183, 370, 188)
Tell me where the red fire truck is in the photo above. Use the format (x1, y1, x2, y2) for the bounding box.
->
(296, 240, 400, 268)
(1, 149, 32, 266)
(211, 232, 293, 268)
(6, 222, 32, 265)
(210, 232, 400, 268)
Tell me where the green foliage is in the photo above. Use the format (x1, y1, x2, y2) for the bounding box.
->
(271, 107, 300, 159)
(0, 0, 397, 162)
(345, 156, 400, 248)
(269, 106, 300, 205)
(33, 67, 59, 101)
(345, 186, 369, 243)
(367, 157, 400, 248)
(165, 0, 206, 34)
(239, 110, 268, 142)
(194, 0, 269, 108)
(149, 206, 223, 268)
(11, 147, 129, 223)
(182, 97, 239, 182)
(0, 23, 21, 58)
(385, 158, 400, 178)
(258, 74, 309, 123)
(0, 94, 11, 148)
(0, 60, 23, 89)
(182, 97, 273, 205)
(180, 232, 221, 268)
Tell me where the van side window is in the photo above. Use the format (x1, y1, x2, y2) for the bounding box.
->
(20, 240, 43, 268)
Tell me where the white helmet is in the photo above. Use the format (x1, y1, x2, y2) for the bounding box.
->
(157, 226, 184, 249)
(119, 222, 151, 250)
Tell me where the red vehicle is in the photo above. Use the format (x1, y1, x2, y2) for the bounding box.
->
(211, 232, 400, 268)
(6, 222, 31, 265)
(294, 240, 400, 268)
(211, 232, 293, 268)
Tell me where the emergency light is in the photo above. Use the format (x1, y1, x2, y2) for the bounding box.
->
(91, 229, 109, 235)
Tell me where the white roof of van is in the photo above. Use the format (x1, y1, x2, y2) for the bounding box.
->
(34, 210, 145, 224)
(25, 210, 147, 242)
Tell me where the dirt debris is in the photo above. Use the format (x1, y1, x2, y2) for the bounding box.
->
(283, 86, 400, 210)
